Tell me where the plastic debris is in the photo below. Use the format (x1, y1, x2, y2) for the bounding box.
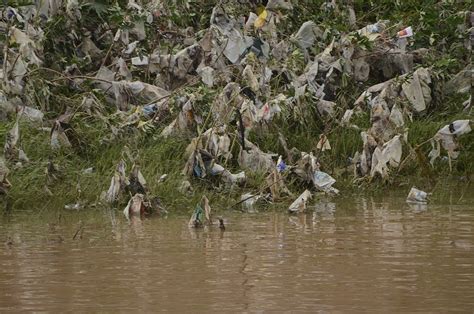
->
(0, 1, 470, 216)
(189, 196, 212, 227)
(316, 134, 331, 151)
(398, 26, 414, 38)
(429, 120, 471, 162)
(276, 156, 286, 172)
(65, 203, 84, 210)
(123, 193, 146, 220)
(0, 157, 11, 194)
(370, 135, 402, 178)
(288, 190, 312, 213)
(240, 193, 259, 212)
(4, 120, 19, 160)
(406, 187, 428, 204)
(313, 171, 339, 194)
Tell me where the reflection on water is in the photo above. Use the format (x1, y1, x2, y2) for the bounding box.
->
(1, 192, 473, 312)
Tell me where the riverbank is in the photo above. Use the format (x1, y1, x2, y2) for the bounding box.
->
(0, 1, 472, 213)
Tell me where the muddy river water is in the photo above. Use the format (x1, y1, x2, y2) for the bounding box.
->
(1, 188, 473, 312)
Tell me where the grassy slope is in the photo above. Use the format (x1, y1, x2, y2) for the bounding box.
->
(1, 0, 472, 212)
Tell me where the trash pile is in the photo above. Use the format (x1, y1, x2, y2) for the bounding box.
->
(0, 1, 471, 214)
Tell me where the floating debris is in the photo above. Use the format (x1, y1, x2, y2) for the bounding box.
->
(406, 187, 429, 204)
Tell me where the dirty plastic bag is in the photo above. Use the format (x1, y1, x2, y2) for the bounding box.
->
(4, 120, 19, 159)
(370, 135, 402, 178)
(20, 106, 43, 123)
(292, 21, 322, 50)
(0, 156, 11, 194)
(288, 190, 312, 213)
(103, 160, 128, 203)
(430, 120, 471, 161)
(313, 171, 339, 194)
(293, 152, 319, 183)
(123, 193, 146, 220)
(189, 196, 212, 227)
(238, 140, 275, 173)
(406, 187, 428, 204)
(316, 134, 331, 151)
(401, 68, 431, 112)
(241, 193, 259, 212)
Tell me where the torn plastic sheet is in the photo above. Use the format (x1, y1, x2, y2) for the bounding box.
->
(238, 140, 275, 173)
(243, 65, 259, 92)
(210, 7, 253, 64)
(0, 157, 11, 193)
(183, 149, 244, 186)
(131, 55, 149, 66)
(117, 57, 132, 80)
(316, 134, 331, 151)
(357, 131, 378, 176)
(292, 21, 322, 50)
(288, 189, 312, 213)
(445, 67, 472, 94)
(266, 0, 293, 10)
(401, 67, 431, 112)
(198, 66, 215, 87)
(406, 187, 428, 204)
(389, 104, 404, 128)
(161, 96, 200, 138)
(370, 135, 402, 178)
(50, 120, 72, 150)
(4, 120, 19, 160)
(80, 36, 102, 59)
(354, 67, 431, 115)
(18, 149, 29, 163)
(110, 81, 170, 110)
(257, 100, 282, 122)
(18, 106, 44, 123)
(129, 164, 147, 195)
(189, 196, 212, 227)
(266, 166, 292, 200)
(369, 99, 394, 141)
(123, 193, 146, 220)
(10, 27, 43, 65)
(213, 82, 243, 124)
(103, 160, 129, 203)
(430, 120, 471, 161)
(293, 152, 319, 183)
(184, 126, 231, 159)
(357, 21, 387, 41)
(317, 99, 336, 117)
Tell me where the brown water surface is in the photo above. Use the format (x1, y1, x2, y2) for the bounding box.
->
(1, 190, 474, 312)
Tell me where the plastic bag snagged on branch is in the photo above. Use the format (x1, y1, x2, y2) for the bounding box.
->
(161, 96, 202, 138)
(238, 139, 275, 174)
(370, 135, 402, 178)
(102, 160, 129, 203)
(184, 126, 231, 159)
(183, 149, 245, 186)
(429, 120, 471, 163)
